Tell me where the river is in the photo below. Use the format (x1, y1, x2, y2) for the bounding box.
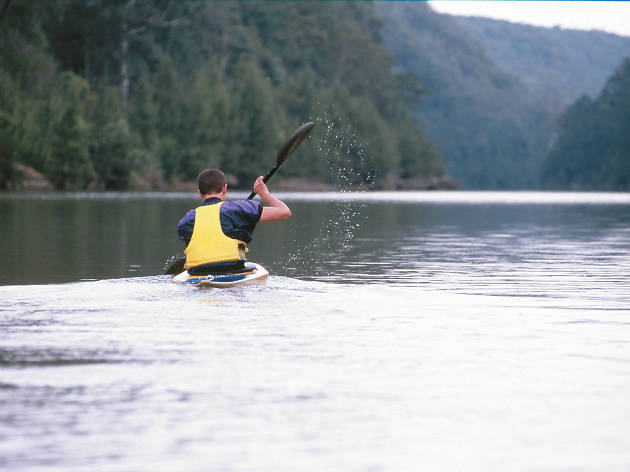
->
(1, 191, 630, 471)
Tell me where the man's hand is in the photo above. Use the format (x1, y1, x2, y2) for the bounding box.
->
(253, 176, 270, 198)
(253, 176, 291, 222)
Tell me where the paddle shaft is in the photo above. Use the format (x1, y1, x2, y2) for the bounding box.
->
(247, 165, 280, 200)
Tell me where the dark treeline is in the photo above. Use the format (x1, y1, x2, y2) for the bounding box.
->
(541, 58, 630, 190)
(0, 0, 445, 191)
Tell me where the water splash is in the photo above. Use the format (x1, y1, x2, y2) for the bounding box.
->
(312, 103, 375, 191)
(279, 105, 373, 277)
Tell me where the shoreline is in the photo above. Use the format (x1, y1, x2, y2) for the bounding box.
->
(7, 166, 460, 193)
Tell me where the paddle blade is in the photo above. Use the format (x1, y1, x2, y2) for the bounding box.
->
(164, 256, 186, 275)
(275, 121, 314, 167)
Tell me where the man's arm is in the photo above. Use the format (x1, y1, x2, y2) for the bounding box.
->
(253, 176, 291, 222)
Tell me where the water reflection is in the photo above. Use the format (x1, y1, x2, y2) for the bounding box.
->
(256, 200, 630, 304)
(1, 192, 630, 287)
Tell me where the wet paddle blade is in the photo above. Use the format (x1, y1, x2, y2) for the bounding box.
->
(247, 121, 315, 199)
(164, 256, 186, 275)
(275, 121, 314, 167)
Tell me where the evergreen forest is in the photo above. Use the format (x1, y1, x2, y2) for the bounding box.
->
(541, 59, 630, 190)
(0, 0, 444, 191)
(2, 1, 629, 191)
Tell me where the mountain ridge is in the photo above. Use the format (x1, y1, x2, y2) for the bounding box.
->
(377, 3, 630, 189)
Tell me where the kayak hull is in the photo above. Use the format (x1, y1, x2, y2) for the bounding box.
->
(171, 263, 268, 288)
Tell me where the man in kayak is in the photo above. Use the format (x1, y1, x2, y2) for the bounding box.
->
(177, 168, 291, 275)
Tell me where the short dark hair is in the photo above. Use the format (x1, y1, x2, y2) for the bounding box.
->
(197, 168, 226, 194)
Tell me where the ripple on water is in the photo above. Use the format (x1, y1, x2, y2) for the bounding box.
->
(2, 195, 630, 471)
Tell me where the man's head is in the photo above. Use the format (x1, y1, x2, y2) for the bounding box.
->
(197, 168, 227, 197)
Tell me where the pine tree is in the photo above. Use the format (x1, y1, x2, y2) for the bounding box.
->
(89, 85, 134, 189)
(44, 73, 94, 190)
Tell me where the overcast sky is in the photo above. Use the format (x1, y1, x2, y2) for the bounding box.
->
(428, 1, 630, 38)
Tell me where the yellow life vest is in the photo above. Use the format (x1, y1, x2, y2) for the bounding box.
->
(184, 202, 247, 269)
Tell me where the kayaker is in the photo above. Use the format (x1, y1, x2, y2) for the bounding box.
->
(177, 168, 291, 275)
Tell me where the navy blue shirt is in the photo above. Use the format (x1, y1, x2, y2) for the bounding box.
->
(177, 197, 263, 246)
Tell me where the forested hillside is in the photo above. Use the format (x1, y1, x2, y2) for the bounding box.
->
(4, 1, 628, 192)
(377, 3, 630, 189)
(455, 16, 630, 108)
(377, 3, 554, 189)
(541, 58, 630, 190)
(0, 1, 445, 191)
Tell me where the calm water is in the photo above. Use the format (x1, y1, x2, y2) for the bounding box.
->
(1, 191, 630, 471)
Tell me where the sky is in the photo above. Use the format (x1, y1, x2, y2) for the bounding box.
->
(428, 1, 630, 38)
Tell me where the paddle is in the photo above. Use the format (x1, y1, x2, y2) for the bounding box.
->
(164, 121, 315, 275)
(247, 121, 315, 199)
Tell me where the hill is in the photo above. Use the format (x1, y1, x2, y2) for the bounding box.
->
(4, 2, 629, 191)
(0, 1, 445, 191)
(455, 16, 630, 108)
(377, 3, 630, 189)
(541, 58, 630, 190)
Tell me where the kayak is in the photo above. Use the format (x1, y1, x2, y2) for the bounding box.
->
(171, 262, 269, 288)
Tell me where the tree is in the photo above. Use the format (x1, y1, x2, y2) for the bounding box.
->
(224, 59, 285, 184)
(44, 73, 94, 190)
(89, 84, 135, 189)
(177, 67, 231, 179)
(397, 119, 445, 178)
(542, 58, 630, 190)
(0, 71, 18, 188)
(154, 57, 182, 180)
